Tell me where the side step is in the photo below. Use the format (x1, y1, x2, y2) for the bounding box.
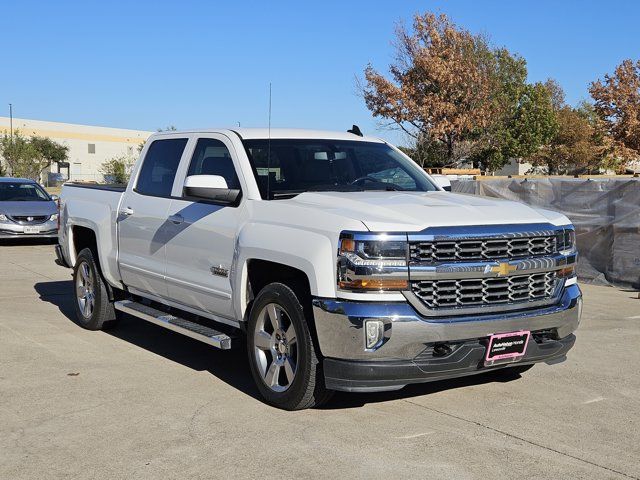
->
(114, 300, 234, 349)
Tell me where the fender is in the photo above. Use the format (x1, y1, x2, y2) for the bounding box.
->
(61, 194, 124, 290)
(232, 222, 338, 321)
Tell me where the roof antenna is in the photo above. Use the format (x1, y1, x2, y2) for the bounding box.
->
(347, 124, 363, 137)
(267, 83, 272, 200)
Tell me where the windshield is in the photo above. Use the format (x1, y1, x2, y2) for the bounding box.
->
(242, 139, 437, 199)
(0, 182, 51, 202)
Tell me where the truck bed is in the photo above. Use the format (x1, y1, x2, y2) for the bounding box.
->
(59, 182, 125, 288)
(64, 182, 127, 192)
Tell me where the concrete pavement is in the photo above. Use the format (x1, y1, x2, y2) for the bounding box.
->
(1, 241, 639, 479)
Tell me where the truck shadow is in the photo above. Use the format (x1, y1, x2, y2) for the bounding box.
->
(33, 280, 260, 402)
(0, 238, 57, 247)
(34, 280, 518, 410)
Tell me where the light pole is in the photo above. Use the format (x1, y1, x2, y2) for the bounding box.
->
(9, 103, 13, 140)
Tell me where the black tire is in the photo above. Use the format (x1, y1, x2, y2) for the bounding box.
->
(72, 248, 119, 331)
(247, 282, 332, 410)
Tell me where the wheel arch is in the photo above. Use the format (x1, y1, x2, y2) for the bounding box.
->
(233, 223, 338, 322)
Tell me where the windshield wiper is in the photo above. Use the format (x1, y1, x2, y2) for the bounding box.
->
(363, 185, 405, 192)
(271, 185, 367, 199)
(272, 191, 304, 199)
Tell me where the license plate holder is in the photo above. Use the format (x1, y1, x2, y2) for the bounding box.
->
(24, 226, 41, 234)
(485, 330, 530, 366)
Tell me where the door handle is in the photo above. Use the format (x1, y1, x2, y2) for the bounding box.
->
(120, 207, 134, 216)
(168, 214, 184, 225)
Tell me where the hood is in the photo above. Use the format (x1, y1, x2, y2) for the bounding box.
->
(0, 200, 57, 217)
(289, 191, 569, 231)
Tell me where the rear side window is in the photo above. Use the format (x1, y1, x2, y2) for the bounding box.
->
(135, 138, 188, 197)
(186, 138, 241, 191)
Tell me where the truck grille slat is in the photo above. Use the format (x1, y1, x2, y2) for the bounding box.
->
(410, 235, 556, 263)
(411, 272, 557, 309)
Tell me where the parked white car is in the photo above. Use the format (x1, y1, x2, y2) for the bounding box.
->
(56, 128, 581, 409)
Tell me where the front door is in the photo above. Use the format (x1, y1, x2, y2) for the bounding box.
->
(118, 137, 190, 299)
(164, 135, 245, 319)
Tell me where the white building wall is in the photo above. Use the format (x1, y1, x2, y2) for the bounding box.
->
(0, 117, 152, 182)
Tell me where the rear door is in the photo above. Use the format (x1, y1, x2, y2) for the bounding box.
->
(117, 137, 190, 299)
(164, 134, 246, 319)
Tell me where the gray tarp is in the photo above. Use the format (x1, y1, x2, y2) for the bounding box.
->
(451, 178, 640, 289)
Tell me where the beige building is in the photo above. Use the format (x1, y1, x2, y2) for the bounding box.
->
(0, 117, 152, 183)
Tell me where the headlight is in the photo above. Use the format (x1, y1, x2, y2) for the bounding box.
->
(0, 213, 8, 222)
(557, 226, 576, 253)
(49, 213, 59, 221)
(337, 232, 409, 291)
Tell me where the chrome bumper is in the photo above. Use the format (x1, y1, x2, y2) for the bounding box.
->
(0, 220, 57, 238)
(312, 284, 582, 361)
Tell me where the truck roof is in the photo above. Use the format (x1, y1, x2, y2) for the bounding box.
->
(152, 128, 385, 143)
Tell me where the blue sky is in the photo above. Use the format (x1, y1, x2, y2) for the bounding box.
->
(1, 0, 639, 145)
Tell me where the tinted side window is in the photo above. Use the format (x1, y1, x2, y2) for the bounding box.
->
(187, 138, 240, 190)
(136, 138, 188, 197)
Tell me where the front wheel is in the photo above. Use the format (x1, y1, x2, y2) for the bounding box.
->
(73, 248, 119, 331)
(247, 282, 332, 410)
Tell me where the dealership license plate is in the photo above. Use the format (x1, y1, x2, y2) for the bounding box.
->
(23, 226, 41, 234)
(485, 331, 530, 366)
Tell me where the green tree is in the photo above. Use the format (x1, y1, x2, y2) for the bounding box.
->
(472, 77, 558, 172)
(529, 107, 597, 174)
(362, 13, 496, 164)
(30, 136, 69, 177)
(100, 155, 135, 184)
(0, 132, 39, 179)
(361, 12, 558, 172)
(0, 132, 69, 180)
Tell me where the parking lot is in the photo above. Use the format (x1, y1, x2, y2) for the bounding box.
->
(0, 241, 639, 479)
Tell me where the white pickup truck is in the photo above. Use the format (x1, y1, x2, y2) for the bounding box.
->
(56, 128, 582, 410)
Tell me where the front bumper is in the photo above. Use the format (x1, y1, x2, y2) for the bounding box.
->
(0, 220, 57, 238)
(312, 284, 581, 392)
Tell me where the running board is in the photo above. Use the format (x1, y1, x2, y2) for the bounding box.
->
(114, 300, 233, 349)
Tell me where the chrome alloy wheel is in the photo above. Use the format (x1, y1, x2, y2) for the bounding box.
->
(76, 261, 95, 319)
(253, 303, 298, 392)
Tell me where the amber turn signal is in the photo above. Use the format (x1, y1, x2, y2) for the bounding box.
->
(340, 238, 356, 253)
(557, 265, 576, 278)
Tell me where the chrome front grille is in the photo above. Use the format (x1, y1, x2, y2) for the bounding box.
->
(411, 272, 557, 309)
(409, 235, 556, 263)
(9, 215, 49, 224)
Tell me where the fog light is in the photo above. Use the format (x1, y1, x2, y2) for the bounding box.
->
(364, 320, 384, 350)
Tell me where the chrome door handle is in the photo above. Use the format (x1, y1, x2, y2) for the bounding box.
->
(168, 214, 184, 225)
(120, 207, 134, 216)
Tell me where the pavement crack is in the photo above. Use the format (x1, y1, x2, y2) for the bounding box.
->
(403, 399, 639, 480)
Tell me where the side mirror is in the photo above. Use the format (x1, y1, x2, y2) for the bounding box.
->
(50, 194, 59, 201)
(183, 175, 241, 204)
(430, 174, 451, 192)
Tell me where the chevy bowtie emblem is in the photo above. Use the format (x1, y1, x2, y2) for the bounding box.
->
(488, 262, 517, 276)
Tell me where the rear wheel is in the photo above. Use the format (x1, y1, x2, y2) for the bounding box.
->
(73, 248, 119, 331)
(247, 282, 332, 410)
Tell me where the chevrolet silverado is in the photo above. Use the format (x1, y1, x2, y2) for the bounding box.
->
(56, 128, 582, 410)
